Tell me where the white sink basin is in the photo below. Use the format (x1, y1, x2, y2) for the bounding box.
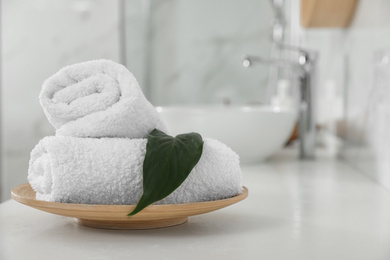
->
(156, 105, 297, 163)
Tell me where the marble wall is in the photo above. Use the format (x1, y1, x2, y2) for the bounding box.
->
(301, 0, 390, 189)
(125, 0, 276, 106)
(1, 0, 120, 201)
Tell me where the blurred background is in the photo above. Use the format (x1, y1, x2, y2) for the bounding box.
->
(1, 0, 390, 202)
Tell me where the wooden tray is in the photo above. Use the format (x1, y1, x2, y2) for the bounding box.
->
(11, 183, 248, 230)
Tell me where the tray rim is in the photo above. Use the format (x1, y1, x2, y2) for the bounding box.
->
(11, 183, 248, 221)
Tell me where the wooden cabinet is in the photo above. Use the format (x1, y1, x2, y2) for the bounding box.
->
(301, 0, 358, 28)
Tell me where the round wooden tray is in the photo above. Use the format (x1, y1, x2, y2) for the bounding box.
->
(11, 183, 248, 230)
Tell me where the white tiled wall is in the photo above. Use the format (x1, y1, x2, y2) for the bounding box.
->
(1, 0, 120, 201)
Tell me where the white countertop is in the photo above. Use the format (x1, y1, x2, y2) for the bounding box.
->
(1, 149, 390, 260)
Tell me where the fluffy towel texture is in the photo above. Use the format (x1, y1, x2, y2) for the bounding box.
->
(40, 59, 166, 138)
(28, 136, 243, 205)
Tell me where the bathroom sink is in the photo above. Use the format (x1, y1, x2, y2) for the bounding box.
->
(156, 105, 297, 163)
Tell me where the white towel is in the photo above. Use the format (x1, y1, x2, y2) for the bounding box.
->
(28, 136, 243, 205)
(40, 59, 166, 138)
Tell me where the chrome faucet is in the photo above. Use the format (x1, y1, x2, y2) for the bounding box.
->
(242, 46, 317, 159)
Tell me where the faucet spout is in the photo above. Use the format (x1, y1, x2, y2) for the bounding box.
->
(242, 47, 317, 159)
(243, 55, 304, 75)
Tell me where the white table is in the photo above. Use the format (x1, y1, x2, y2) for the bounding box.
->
(1, 150, 390, 260)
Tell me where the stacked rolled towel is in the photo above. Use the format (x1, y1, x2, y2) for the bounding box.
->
(28, 59, 243, 205)
(40, 59, 166, 138)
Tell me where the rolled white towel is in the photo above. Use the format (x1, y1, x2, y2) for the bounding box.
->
(28, 136, 243, 205)
(40, 59, 166, 138)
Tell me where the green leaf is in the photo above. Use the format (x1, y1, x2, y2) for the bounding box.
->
(128, 129, 204, 216)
